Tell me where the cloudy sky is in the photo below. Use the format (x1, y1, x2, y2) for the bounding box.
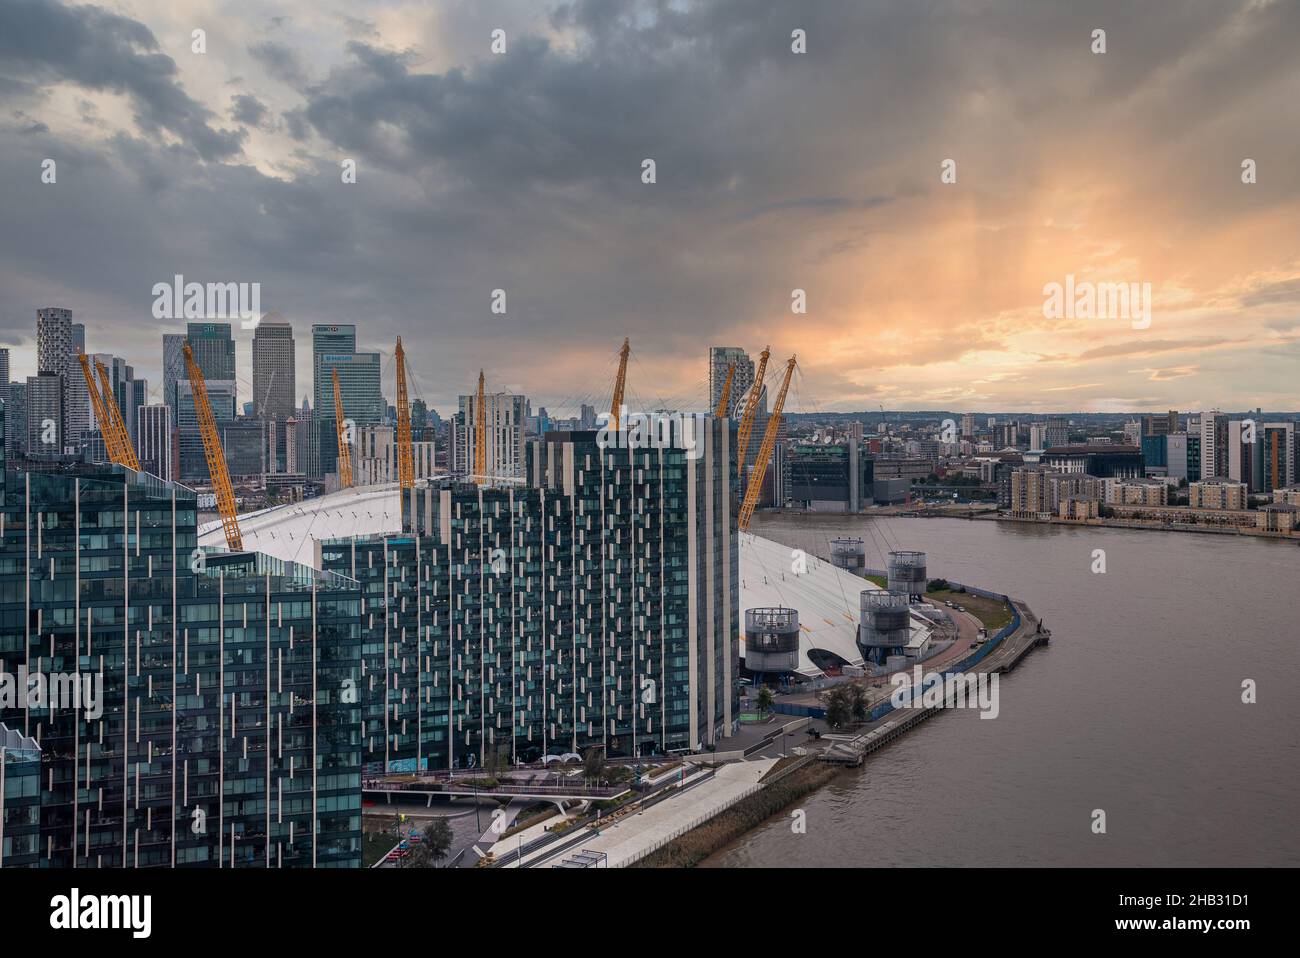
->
(2, 0, 1299, 416)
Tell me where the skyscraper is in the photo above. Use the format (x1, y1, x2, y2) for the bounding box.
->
(709, 346, 755, 417)
(137, 403, 173, 481)
(24, 373, 62, 460)
(311, 324, 383, 479)
(253, 318, 296, 472)
(0, 461, 363, 868)
(162, 333, 186, 415)
(1201, 410, 1228, 479)
(3, 381, 26, 459)
(66, 322, 89, 448)
(36, 307, 79, 453)
(185, 322, 236, 386)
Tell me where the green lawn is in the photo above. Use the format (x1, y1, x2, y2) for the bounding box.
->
(927, 589, 1013, 632)
(363, 831, 399, 868)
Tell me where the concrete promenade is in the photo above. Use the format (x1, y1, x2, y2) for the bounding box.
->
(508, 759, 776, 868)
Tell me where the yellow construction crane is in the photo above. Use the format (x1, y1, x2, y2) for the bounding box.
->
(332, 368, 353, 489)
(183, 342, 243, 551)
(394, 337, 415, 490)
(734, 345, 770, 475)
(714, 362, 736, 419)
(78, 354, 139, 470)
(610, 338, 630, 431)
(738, 355, 796, 531)
(93, 359, 142, 471)
(474, 370, 487, 485)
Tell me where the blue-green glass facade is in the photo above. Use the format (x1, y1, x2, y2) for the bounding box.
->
(0, 409, 363, 867)
(321, 420, 740, 770)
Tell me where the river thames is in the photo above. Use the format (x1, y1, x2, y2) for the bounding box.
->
(705, 515, 1300, 867)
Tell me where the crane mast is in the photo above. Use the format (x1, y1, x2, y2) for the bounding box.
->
(738, 355, 796, 531)
(474, 370, 487, 485)
(734, 345, 770, 475)
(395, 337, 415, 490)
(610, 338, 630, 431)
(182, 342, 243, 551)
(714, 362, 736, 419)
(332, 368, 353, 488)
(79, 354, 138, 470)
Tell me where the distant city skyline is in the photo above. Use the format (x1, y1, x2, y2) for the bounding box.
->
(3, 1, 1300, 414)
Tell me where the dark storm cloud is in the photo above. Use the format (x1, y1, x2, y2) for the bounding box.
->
(1, 0, 1299, 411)
(0, 0, 244, 161)
(248, 40, 310, 90)
(230, 93, 269, 129)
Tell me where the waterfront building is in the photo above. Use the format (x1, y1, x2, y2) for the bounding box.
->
(1188, 478, 1247, 510)
(0, 724, 41, 868)
(1272, 484, 1300, 507)
(1041, 445, 1143, 478)
(319, 420, 739, 769)
(1010, 467, 1102, 517)
(1257, 422, 1296, 493)
(1227, 420, 1255, 491)
(1257, 503, 1299, 534)
(1200, 411, 1228, 479)
(0, 424, 363, 867)
(1106, 477, 1169, 506)
(785, 442, 870, 511)
(1059, 495, 1101, 520)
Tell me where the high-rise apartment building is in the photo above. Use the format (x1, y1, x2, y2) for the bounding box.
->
(66, 323, 89, 448)
(3, 382, 26, 459)
(709, 346, 756, 418)
(36, 308, 81, 453)
(0, 448, 363, 867)
(137, 403, 173, 481)
(1200, 410, 1228, 479)
(451, 390, 528, 478)
(321, 418, 739, 769)
(24, 373, 62, 460)
(1227, 420, 1253, 490)
(1258, 422, 1296, 493)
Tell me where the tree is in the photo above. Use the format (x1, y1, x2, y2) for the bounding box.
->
(823, 685, 852, 729)
(849, 684, 870, 724)
(423, 817, 454, 866)
(755, 686, 774, 713)
(401, 844, 433, 869)
(583, 746, 605, 785)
